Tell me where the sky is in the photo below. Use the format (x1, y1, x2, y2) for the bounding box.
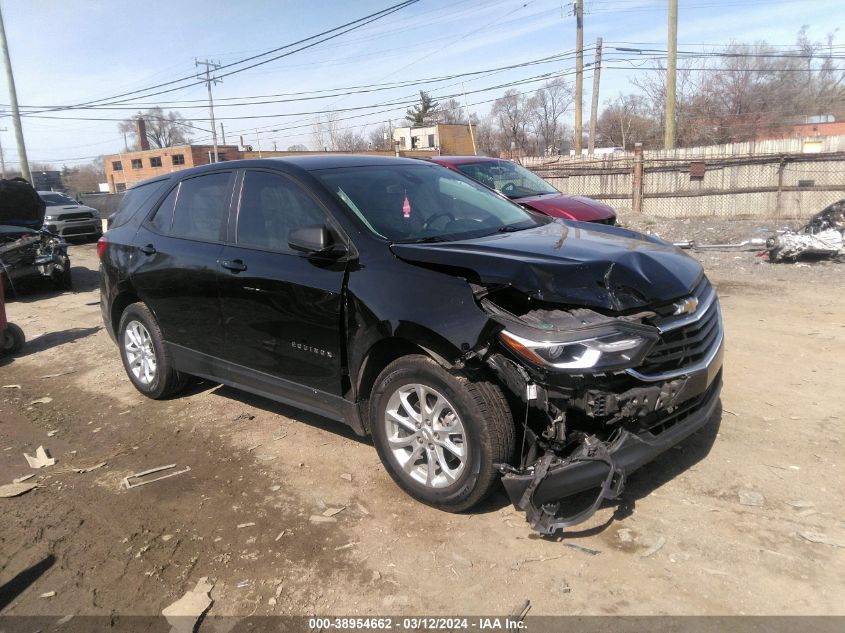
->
(1, 0, 843, 169)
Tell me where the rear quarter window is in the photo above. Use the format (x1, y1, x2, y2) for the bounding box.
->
(110, 179, 170, 230)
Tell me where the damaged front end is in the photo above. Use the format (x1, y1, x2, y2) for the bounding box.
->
(0, 229, 71, 292)
(479, 277, 724, 535)
(0, 177, 71, 292)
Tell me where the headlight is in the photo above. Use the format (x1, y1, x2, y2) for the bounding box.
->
(499, 325, 658, 372)
(44, 215, 57, 220)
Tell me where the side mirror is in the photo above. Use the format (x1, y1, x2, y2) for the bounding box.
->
(288, 224, 333, 254)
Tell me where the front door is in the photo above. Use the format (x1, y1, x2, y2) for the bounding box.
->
(130, 170, 234, 360)
(218, 169, 346, 398)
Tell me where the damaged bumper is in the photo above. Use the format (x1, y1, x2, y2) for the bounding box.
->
(495, 299, 724, 535)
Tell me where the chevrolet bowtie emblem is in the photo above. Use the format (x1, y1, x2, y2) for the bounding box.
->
(673, 296, 699, 316)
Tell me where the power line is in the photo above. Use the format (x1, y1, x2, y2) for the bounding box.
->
(4, 48, 593, 112)
(19, 0, 421, 116)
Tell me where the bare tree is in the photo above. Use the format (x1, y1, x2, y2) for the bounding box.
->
(473, 117, 499, 156)
(528, 79, 574, 155)
(62, 160, 105, 194)
(312, 114, 341, 151)
(596, 93, 653, 149)
(438, 98, 467, 124)
(334, 129, 368, 152)
(117, 107, 193, 149)
(490, 90, 534, 155)
(367, 123, 390, 149)
(286, 144, 309, 152)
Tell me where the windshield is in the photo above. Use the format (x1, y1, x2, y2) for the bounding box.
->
(313, 164, 543, 243)
(40, 193, 78, 206)
(455, 160, 558, 199)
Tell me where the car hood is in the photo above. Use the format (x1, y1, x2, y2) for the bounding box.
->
(390, 221, 703, 312)
(47, 203, 96, 213)
(0, 179, 46, 229)
(516, 193, 616, 222)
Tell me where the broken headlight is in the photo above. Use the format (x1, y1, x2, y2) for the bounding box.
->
(499, 325, 658, 372)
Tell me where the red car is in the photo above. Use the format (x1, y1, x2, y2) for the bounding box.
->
(428, 156, 616, 224)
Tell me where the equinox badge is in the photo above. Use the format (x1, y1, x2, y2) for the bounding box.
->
(673, 296, 699, 316)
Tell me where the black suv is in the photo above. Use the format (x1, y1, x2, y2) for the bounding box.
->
(99, 156, 723, 534)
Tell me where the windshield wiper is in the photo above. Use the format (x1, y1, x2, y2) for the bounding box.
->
(496, 225, 528, 233)
(397, 235, 449, 244)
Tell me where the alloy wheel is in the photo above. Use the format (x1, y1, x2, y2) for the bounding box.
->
(383, 383, 467, 488)
(124, 320, 157, 386)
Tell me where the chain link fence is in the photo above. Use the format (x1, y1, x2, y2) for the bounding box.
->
(524, 138, 845, 220)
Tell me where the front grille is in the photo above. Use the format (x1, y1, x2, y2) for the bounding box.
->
(58, 212, 94, 221)
(638, 278, 721, 375)
(62, 224, 97, 236)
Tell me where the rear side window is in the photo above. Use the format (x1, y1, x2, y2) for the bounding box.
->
(149, 184, 179, 234)
(236, 170, 327, 252)
(110, 179, 169, 230)
(170, 172, 231, 242)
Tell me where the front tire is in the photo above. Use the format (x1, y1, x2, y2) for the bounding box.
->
(370, 355, 514, 512)
(118, 303, 186, 399)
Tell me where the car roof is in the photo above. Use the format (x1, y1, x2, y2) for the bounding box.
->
(269, 154, 426, 170)
(130, 155, 440, 190)
(429, 155, 504, 166)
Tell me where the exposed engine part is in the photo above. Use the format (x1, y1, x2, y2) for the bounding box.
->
(576, 378, 687, 424)
(0, 231, 70, 294)
(803, 199, 844, 234)
(766, 199, 845, 262)
(767, 229, 845, 263)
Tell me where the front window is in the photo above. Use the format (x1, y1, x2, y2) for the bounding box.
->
(455, 160, 558, 199)
(313, 164, 544, 243)
(40, 192, 77, 206)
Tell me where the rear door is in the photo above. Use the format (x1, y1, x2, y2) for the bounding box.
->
(218, 168, 346, 398)
(130, 170, 235, 362)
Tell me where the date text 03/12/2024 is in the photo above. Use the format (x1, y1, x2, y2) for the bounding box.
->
(307, 617, 527, 630)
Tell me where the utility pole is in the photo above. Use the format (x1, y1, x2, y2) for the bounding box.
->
(461, 82, 477, 156)
(665, 0, 678, 149)
(588, 37, 603, 156)
(220, 122, 226, 145)
(196, 59, 222, 162)
(0, 3, 30, 182)
(0, 125, 7, 178)
(573, 0, 584, 155)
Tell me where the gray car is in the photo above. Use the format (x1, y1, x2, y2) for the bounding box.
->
(38, 191, 102, 241)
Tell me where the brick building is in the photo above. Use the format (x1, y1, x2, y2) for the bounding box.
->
(104, 143, 239, 192)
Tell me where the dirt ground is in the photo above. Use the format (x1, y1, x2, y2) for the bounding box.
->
(1, 236, 844, 620)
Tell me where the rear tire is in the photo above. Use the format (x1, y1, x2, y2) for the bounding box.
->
(370, 354, 514, 512)
(1, 323, 25, 355)
(118, 303, 186, 399)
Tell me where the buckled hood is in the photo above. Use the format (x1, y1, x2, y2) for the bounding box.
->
(0, 178, 46, 230)
(390, 221, 703, 312)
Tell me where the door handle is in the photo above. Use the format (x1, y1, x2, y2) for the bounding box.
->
(139, 244, 156, 256)
(221, 259, 247, 273)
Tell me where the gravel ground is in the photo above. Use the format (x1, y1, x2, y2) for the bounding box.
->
(0, 240, 843, 621)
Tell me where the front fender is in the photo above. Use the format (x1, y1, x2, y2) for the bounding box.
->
(345, 257, 494, 401)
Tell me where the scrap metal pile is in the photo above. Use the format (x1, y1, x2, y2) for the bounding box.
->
(766, 200, 845, 263)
